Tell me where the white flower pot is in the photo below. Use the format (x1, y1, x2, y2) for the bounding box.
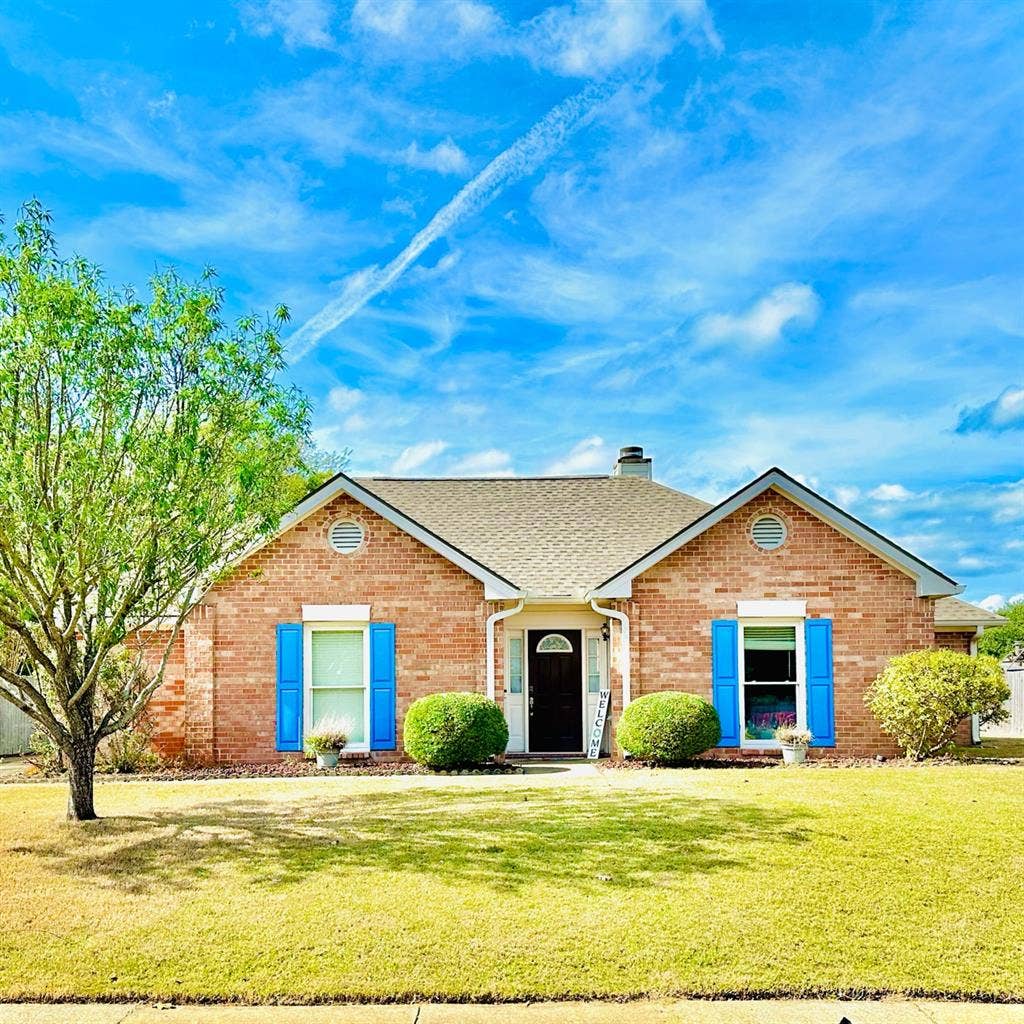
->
(316, 752, 339, 768)
(781, 744, 807, 765)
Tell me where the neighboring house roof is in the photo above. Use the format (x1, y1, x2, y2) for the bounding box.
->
(590, 468, 960, 600)
(355, 475, 711, 599)
(933, 596, 1005, 628)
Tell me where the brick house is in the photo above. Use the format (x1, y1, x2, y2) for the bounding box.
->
(145, 446, 1003, 763)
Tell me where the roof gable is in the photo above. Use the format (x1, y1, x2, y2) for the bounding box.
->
(589, 467, 961, 600)
(240, 472, 521, 599)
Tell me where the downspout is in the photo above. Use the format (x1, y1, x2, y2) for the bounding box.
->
(970, 625, 985, 744)
(590, 599, 631, 707)
(486, 599, 525, 700)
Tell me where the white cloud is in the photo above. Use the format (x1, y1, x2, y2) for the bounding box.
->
(400, 137, 470, 176)
(449, 448, 514, 476)
(450, 400, 486, 419)
(957, 385, 1024, 434)
(81, 165, 357, 255)
(523, 0, 722, 78)
(382, 196, 417, 218)
(544, 435, 610, 475)
(239, 0, 336, 50)
(868, 483, 915, 502)
(957, 555, 990, 571)
(698, 284, 820, 348)
(350, 0, 719, 73)
(834, 485, 860, 506)
(343, 413, 369, 432)
(990, 481, 1024, 523)
(351, 0, 503, 59)
(327, 385, 363, 413)
(979, 594, 1007, 612)
(391, 439, 448, 473)
(987, 387, 1024, 428)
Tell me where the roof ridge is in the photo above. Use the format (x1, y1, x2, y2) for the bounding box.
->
(355, 474, 612, 482)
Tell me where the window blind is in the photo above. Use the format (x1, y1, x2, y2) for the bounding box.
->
(311, 630, 364, 686)
(743, 625, 796, 651)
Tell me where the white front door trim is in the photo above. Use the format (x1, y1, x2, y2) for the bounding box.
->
(500, 607, 606, 755)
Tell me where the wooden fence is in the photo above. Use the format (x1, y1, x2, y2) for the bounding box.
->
(983, 650, 1024, 739)
(0, 696, 35, 756)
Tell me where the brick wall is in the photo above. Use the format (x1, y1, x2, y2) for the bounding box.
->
(625, 490, 937, 757)
(148, 493, 489, 763)
(935, 630, 975, 654)
(133, 628, 186, 759)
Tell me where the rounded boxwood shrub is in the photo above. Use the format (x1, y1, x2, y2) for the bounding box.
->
(616, 692, 721, 764)
(404, 692, 509, 769)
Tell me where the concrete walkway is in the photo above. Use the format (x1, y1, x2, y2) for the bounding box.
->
(2, 1001, 1023, 1023)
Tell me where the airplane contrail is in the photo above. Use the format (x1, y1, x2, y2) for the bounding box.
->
(287, 79, 615, 361)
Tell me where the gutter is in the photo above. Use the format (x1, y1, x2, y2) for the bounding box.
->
(485, 599, 525, 701)
(589, 598, 631, 707)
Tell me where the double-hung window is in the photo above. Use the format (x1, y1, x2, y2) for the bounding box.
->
(307, 627, 369, 748)
(740, 622, 805, 744)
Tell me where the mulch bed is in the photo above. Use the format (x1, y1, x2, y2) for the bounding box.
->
(606, 754, 1022, 770)
(2, 759, 526, 784)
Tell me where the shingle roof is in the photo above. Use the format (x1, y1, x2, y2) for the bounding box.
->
(934, 596, 1005, 626)
(354, 475, 711, 598)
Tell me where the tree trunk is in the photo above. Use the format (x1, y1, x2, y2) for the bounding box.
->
(66, 741, 97, 821)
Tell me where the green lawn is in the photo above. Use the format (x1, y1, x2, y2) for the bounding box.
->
(958, 737, 1024, 760)
(1, 765, 1022, 1003)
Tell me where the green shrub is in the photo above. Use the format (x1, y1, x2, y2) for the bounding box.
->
(98, 726, 161, 774)
(27, 730, 64, 774)
(616, 692, 721, 764)
(866, 649, 1010, 760)
(404, 692, 508, 769)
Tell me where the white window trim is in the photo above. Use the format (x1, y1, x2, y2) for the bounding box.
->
(738, 616, 806, 750)
(303, 620, 371, 754)
(535, 632, 573, 653)
(737, 600, 806, 618)
(302, 604, 371, 622)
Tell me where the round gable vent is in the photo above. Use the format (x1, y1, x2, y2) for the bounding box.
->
(328, 520, 364, 554)
(751, 514, 787, 550)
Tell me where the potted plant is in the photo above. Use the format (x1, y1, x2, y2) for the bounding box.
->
(305, 716, 351, 768)
(774, 724, 813, 765)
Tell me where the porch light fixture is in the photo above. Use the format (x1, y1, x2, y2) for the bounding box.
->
(600, 622, 611, 642)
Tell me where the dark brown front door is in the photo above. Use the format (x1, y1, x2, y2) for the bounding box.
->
(528, 629, 582, 752)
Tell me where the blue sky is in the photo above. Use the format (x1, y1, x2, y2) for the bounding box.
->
(1, 0, 1021, 607)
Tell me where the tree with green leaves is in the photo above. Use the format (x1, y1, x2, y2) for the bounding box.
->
(0, 201, 312, 820)
(977, 600, 1024, 661)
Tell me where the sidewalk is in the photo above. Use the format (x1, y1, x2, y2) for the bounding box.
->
(2, 1000, 1023, 1024)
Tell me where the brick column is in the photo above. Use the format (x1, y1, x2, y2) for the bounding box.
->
(183, 603, 216, 764)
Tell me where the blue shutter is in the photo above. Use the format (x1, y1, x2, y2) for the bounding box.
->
(711, 619, 740, 747)
(369, 622, 396, 750)
(276, 623, 303, 751)
(805, 618, 835, 747)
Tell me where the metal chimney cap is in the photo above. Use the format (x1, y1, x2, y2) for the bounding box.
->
(618, 445, 645, 460)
